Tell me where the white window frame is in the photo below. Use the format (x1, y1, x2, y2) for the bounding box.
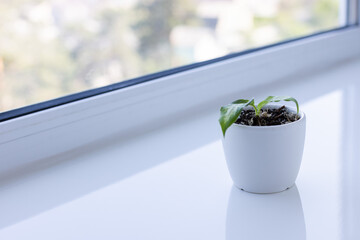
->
(0, 1, 359, 175)
(348, 0, 359, 24)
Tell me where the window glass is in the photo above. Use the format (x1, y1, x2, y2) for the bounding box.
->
(0, 0, 344, 112)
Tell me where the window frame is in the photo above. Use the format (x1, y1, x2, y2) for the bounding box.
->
(0, 2, 359, 175)
(0, 26, 352, 123)
(348, 0, 359, 24)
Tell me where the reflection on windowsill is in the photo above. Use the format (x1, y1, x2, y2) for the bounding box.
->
(226, 185, 306, 240)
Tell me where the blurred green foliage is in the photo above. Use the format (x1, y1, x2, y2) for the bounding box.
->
(0, 0, 339, 112)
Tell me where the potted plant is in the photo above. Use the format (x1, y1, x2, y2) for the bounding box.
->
(219, 96, 306, 193)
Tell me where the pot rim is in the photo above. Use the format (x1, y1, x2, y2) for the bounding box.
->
(233, 104, 305, 129)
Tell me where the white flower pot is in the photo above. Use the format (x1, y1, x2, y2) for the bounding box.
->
(222, 105, 306, 193)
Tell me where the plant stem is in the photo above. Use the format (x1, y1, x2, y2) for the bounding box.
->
(255, 116, 261, 126)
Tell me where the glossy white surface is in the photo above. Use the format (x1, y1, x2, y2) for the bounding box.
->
(0, 59, 360, 239)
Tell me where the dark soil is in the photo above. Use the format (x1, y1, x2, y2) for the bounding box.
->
(235, 105, 300, 126)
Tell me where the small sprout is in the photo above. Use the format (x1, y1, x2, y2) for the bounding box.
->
(219, 96, 299, 137)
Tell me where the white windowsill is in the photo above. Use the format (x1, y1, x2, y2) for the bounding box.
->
(1, 27, 360, 176)
(0, 57, 359, 239)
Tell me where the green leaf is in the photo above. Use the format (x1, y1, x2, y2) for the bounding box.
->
(232, 99, 249, 104)
(248, 101, 259, 115)
(219, 99, 254, 137)
(257, 96, 299, 114)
